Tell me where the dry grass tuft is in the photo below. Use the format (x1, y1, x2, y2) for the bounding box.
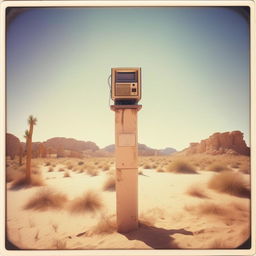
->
(166, 160, 197, 174)
(208, 171, 250, 198)
(69, 190, 103, 214)
(86, 166, 99, 176)
(103, 176, 115, 191)
(88, 215, 116, 235)
(186, 185, 209, 199)
(48, 167, 54, 172)
(207, 163, 230, 172)
(185, 202, 228, 216)
(24, 187, 68, 211)
(58, 167, 65, 172)
(63, 170, 70, 178)
(52, 239, 67, 249)
(11, 170, 44, 189)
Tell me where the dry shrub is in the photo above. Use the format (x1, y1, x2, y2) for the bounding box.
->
(45, 162, 51, 166)
(186, 185, 209, 199)
(103, 176, 115, 191)
(24, 187, 68, 211)
(64, 171, 70, 178)
(69, 190, 103, 214)
(166, 160, 197, 174)
(208, 171, 250, 198)
(185, 202, 228, 216)
(86, 166, 98, 176)
(52, 239, 67, 249)
(58, 167, 65, 172)
(67, 164, 73, 170)
(11, 170, 44, 189)
(207, 163, 230, 172)
(89, 215, 116, 235)
(78, 161, 84, 166)
(102, 165, 110, 171)
(156, 168, 165, 173)
(239, 162, 250, 174)
(143, 163, 152, 169)
(48, 167, 54, 172)
(6, 167, 24, 183)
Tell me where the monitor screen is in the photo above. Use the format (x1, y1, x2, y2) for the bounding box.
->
(116, 72, 137, 82)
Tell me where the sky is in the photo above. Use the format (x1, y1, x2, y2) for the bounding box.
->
(6, 7, 250, 151)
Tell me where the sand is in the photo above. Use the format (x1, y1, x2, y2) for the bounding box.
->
(6, 156, 250, 250)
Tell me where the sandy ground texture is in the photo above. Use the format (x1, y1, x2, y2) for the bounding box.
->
(6, 155, 250, 250)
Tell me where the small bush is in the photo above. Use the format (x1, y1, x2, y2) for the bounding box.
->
(78, 161, 84, 166)
(48, 167, 54, 172)
(207, 163, 230, 172)
(64, 171, 70, 178)
(86, 166, 98, 176)
(156, 168, 165, 173)
(208, 171, 250, 198)
(103, 176, 115, 191)
(186, 185, 209, 199)
(11, 171, 44, 189)
(69, 190, 103, 214)
(58, 167, 65, 172)
(166, 160, 197, 174)
(143, 163, 152, 169)
(45, 162, 51, 166)
(89, 215, 116, 235)
(24, 188, 67, 211)
(67, 165, 73, 170)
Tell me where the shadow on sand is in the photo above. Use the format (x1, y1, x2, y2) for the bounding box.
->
(122, 223, 193, 249)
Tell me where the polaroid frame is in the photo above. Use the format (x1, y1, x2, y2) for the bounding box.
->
(0, 1, 255, 256)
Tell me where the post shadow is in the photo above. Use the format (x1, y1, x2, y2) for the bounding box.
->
(121, 223, 193, 249)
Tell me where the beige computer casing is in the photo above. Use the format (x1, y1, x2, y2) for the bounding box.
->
(111, 67, 141, 102)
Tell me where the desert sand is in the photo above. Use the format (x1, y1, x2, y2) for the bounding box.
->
(6, 154, 250, 249)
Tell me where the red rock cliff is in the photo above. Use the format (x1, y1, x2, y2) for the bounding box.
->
(185, 131, 250, 156)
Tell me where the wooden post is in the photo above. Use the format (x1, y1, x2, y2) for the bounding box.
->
(111, 105, 142, 233)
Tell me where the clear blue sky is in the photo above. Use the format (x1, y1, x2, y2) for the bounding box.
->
(6, 7, 250, 150)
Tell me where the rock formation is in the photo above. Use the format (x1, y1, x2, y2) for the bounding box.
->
(185, 131, 250, 156)
(6, 133, 21, 159)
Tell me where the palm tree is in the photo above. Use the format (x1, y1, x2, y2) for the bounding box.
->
(25, 115, 37, 183)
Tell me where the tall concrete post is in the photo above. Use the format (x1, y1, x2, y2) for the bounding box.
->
(111, 104, 142, 233)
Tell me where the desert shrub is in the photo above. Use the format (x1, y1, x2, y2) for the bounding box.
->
(89, 215, 116, 235)
(103, 176, 115, 191)
(69, 190, 103, 214)
(24, 188, 67, 211)
(143, 163, 152, 169)
(207, 163, 230, 172)
(102, 164, 110, 171)
(52, 239, 67, 249)
(45, 162, 51, 166)
(185, 202, 228, 216)
(78, 161, 84, 166)
(86, 165, 98, 176)
(239, 163, 250, 174)
(166, 160, 197, 174)
(67, 164, 73, 170)
(64, 171, 70, 178)
(11, 170, 44, 189)
(186, 185, 209, 199)
(58, 167, 65, 172)
(156, 168, 165, 173)
(208, 171, 250, 198)
(48, 167, 54, 172)
(6, 167, 24, 183)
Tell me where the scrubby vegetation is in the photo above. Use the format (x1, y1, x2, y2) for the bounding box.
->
(208, 171, 250, 198)
(24, 188, 68, 211)
(166, 160, 197, 174)
(69, 190, 103, 214)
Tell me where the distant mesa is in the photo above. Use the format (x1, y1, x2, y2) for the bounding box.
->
(103, 144, 177, 156)
(182, 131, 250, 156)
